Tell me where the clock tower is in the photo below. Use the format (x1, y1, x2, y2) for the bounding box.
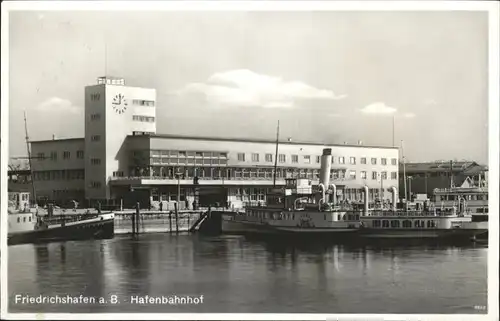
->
(84, 76, 157, 203)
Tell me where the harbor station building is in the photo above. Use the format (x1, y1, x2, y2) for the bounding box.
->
(30, 76, 400, 209)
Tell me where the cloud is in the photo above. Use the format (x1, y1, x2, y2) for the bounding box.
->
(360, 102, 397, 115)
(176, 69, 346, 108)
(403, 112, 416, 118)
(37, 97, 81, 114)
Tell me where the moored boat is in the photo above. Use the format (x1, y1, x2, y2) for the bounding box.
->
(221, 148, 361, 238)
(358, 187, 488, 242)
(8, 192, 115, 246)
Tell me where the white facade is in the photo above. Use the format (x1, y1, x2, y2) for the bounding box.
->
(84, 76, 156, 200)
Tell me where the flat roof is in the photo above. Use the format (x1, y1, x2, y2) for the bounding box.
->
(127, 133, 399, 150)
(30, 137, 84, 144)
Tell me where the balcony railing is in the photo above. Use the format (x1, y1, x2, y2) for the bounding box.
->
(109, 175, 359, 182)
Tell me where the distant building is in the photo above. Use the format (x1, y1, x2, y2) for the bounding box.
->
(398, 161, 488, 200)
(29, 76, 400, 209)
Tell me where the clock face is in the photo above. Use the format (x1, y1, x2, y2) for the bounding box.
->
(112, 93, 128, 114)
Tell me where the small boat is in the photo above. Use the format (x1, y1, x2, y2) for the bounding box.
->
(7, 192, 115, 246)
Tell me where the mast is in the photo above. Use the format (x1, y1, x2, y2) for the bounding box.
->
(449, 160, 453, 188)
(24, 111, 37, 204)
(272, 120, 280, 187)
(401, 140, 407, 210)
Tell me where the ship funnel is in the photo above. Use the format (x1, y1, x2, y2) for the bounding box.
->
(319, 148, 332, 189)
(391, 186, 397, 211)
(363, 186, 369, 215)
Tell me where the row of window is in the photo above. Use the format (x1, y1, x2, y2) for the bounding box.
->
(131, 165, 398, 181)
(132, 115, 155, 123)
(36, 150, 84, 161)
(237, 153, 398, 166)
(435, 194, 488, 201)
(138, 150, 229, 159)
(33, 170, 85, 181)
(372, 219, 437, 228)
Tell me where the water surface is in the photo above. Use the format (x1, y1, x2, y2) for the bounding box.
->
(8, 233, 488, 314)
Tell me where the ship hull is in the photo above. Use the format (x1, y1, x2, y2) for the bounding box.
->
(221, 218, 358, 239)
(7, 216, 115, 246)
(357, 227, 487, 241)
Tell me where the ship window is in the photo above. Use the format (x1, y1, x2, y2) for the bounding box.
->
(29, 217, 32, 222)
(23, 217, 26, 222)
(390, 220, 400, 228)
(382, 220, 390, 228)
(373, 220, 381, 227)
(338, 214, 342, 221)
(402, 220, 412, 228)
(17, 217, 20, 223)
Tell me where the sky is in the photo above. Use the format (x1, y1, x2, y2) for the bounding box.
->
(8, 10, 489, 164)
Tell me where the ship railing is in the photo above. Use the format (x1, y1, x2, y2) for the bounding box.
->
(42, 213, 100, 225)
(366, 210, 457, 217)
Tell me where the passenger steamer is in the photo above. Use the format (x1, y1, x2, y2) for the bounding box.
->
(8, 192, 115, 246)
(222, 148, 361, 237)
(358, 184, 488, 241)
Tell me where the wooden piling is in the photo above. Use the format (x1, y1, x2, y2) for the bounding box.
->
(135, 202, 140, 235)
(131, 212, 135, 235)
(169, 209, 172, 233)
(174, 202, 179, 233)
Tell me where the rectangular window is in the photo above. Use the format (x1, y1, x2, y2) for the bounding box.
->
(279, 154, 286, 163)
(132, 115, 155, 122)
(90, 158, 101, 165)
(391, 158, 397, 165)
(349, 170, 356, 179)
(91, 181, 102, 188)
(316, 156, 321, 163)
(237, 153, 245, 162)
(381, 158, 387, 165)
(265, 154, 273, 162)
(391, 172, 397, 180)
(372, 171, 378, 180)
(113, 171, 124, 177)
(91, 135, 101, 142)
(220, 152, 228, 158)
(291, 155, 299, 163)
(381, 171, 387, 180)
(371, 158, 377, 165)
(132, 100, 155, 107)
(361, 157, 367, 164)
(350, 157, 356, 165)
(63, 151, 70, 159)
(338, 156, 345, 164)
(50, 151, 57, 161)
(303, 155, 311, 164)
(90, 93, 101, 101)
(37, 152, 45, 160)
(252, 153, 259, 162)
(361, 171, 367, 179)
(90, 113, 101, 121)
(77, 150, 84, 159)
